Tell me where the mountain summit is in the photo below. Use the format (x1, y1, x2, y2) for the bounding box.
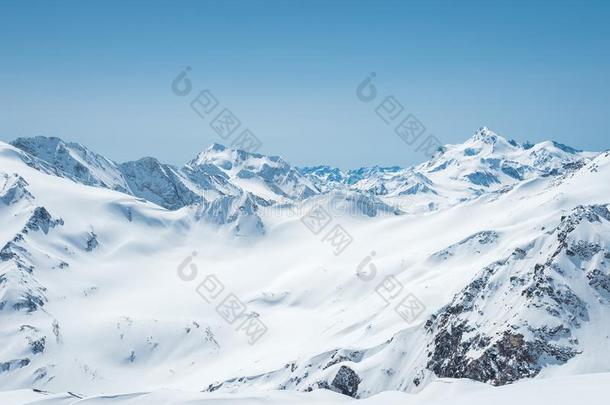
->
(8, 128, 591, 214)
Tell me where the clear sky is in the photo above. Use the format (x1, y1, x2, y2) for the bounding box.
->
(1, 0, 609, 169)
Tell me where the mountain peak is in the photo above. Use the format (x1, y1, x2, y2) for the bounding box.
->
(12, 135, 67, 154)
(9, 135, 130, 193)
(469, 126, 503, 144)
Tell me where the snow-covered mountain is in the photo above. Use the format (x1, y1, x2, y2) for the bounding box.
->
(299, 127, 595, 214)
(11, 128, 594, 216)
(188, 143, 319, 204)
(1, 128, 609, 404)
(10, 136, 130, 193)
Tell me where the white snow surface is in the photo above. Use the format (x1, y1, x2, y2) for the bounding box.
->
(1, 373, 609, 404)
(1, 127, 609, 403)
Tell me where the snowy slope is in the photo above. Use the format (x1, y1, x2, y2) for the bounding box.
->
(0, 129, 609, 404)
(203, 148, 610, 397)
(1, 372, 610, 404)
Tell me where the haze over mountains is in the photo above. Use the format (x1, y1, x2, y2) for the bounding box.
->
(1, 127, 609, 404)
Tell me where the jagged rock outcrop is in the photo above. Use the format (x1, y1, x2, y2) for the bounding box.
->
(423, 204, 609, 385)
(330, 365, 361, 397)
(24, 207, 64, 235)
(0, 174, 34, 206)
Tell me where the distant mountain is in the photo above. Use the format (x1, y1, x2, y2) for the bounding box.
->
(10, 128, 594, 215)
(300, 127, 594, 214)
(10, 136, 130, 192)
(186, 143, 319, 204)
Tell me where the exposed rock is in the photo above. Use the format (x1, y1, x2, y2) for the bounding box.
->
(86, 231, 99, 252)
(330, 365, 361, 398)
(28, 337, 46, 354)
(423, 205, 610, 386)
(0, 358, 30, 373)
(13, 292, 46, 312)
(24, 207, 64, 235)
(0, 174, 34, 205)
(587, 269, 610, 300)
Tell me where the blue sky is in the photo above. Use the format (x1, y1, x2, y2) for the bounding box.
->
(1, 0, 609, 169)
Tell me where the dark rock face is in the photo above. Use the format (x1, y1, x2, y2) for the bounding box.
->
(330, 365, 361, 398)
(24, 207, 64, 235)
(0, 358, 30, 373)
(13, 293, 46, 312)
(28, 337, 46, 354)
(424, 205, 610, 386)
(587, 269, 610, 300)
(428, 327, 577, 385)
(86, 231, 99, 252)
(566, 241, 602, 260)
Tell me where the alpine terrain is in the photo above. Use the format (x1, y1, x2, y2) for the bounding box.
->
(1, 127, 609, 404)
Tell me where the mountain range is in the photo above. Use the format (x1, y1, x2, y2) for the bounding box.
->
(0, 127, 609, 404)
